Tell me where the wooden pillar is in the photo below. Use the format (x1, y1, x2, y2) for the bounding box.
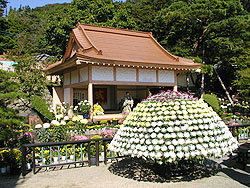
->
(88, 83, 93, 105)
(173, 71, 178, 92)
(70, 87, 73, 106)
(173, 85, 178, 92)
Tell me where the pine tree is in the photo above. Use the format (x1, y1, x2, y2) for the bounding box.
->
(0, 70, 26, 148)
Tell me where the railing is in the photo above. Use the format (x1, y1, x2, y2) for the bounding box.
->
(21, 137, 119, 176)
(228, 124, 250, 141)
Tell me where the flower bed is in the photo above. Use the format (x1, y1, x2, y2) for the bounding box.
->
(219, 98, 250, 124)
(34, 115, 120, 143)
(109, 91, 239, 165)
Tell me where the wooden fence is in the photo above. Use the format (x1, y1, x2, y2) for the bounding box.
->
(228, 124, 250, 141)
(21, 137, 121, 176)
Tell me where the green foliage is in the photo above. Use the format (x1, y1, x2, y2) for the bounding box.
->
(11, 55, 48, 109)
(90, 135, 103, 156)
(0, 3, 69, 55)
(200, 64, 213, 77)
(0, 70, 26, 148)
(36, 129, 51, 143)
(1, 0, 250, 100)
(203, 94, 222, 115)
(0, 0, 7, 16)
(67, 121, 75, 127)
(39, 0, 137, 58)
(234, 67, 250, 99)
(0, 148, 22, 169)
(99, 120, 108, 125)
(36, 126, 70, 143)
(31, 95, 54, 121)
(77, 101, 91, 114)
(153, 0, 250, 97)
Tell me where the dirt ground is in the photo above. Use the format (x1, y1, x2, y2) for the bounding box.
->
(0, 157, 249, 188)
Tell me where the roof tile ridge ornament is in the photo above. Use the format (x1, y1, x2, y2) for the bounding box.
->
(81, 23, 151, 36)
(148, 33, 194, 64)
(77, 23, 103, 55)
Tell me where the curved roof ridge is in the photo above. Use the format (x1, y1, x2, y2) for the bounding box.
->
(148, 34, 181, 62)
(80, 23, 150, 37)
(77, 23, 103, 55)
(72, 29, 84, 49)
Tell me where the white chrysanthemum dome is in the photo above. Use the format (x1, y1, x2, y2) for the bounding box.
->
(109, 91, 238, 164)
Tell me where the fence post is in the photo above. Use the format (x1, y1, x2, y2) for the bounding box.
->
(21, 146, 26, 176)
(104, 141, 107, 165)
(32, 147, 36, 174)
(232, 127, 235, 138)
(96, 141, 99, 166)
(88, 142, 91, 167)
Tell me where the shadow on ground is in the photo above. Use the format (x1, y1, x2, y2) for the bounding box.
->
(221, 157, 250, 187)
(0, 169, 23, 188)
(108, 157, 221, 183)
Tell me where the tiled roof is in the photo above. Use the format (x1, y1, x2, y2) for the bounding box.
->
(46, 23, 201, 72)
(0, 55, 12, 61)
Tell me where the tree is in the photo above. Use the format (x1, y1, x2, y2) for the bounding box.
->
(153, 0, 250, 96)
(0, 3, 70, 55)
(40, 0, 137, 58)
(11, 55, 49, 109)
(0, 69, 26, 148)
(0, 0, 7, 16)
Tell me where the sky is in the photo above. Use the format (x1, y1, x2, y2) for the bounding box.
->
(6, 0, 125, 10)
(6, 0, 73, 10)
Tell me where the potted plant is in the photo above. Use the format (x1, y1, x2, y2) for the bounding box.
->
(78, 100, 91, 118)
(0, 150, 9, 174)
(60, 147, 66, 161)
(52, 150, 59, 163)
(67, 147, 74, 161)
(26, 154, 33, 169)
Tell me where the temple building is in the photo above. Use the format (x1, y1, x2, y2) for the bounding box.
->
(45, 23, 201, 112)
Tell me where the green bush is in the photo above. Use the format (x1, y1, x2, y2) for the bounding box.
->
(203, 94, 222, 115)
(0, 149, 22, 169)
(99, 120, 108, 125)
(90, 135, 103, 156)
(36, 127, 70, 143)
(31, 95, 54, 121)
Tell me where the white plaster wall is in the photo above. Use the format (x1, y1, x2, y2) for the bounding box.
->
(92, 66, 114, 81)
(80, 67, 88, 82)
(158, 70, 175, 83)
(116, 68, 136, 82)
(177, 73, 196, 87)
(139, 69, 156, 82)
(64, 72, 70, 86)
(71, 70, 79, 84)
(64, 88, 71, 104)
(52, 87, 64, 110)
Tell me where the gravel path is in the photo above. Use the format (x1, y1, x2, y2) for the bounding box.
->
(0, 158, 249, 188)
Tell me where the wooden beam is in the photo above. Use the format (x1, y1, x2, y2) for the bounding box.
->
(113, 66, 116, 81)
(70, 87, 73, 105)
(156, 69, 159, 83)
(136, 68, 139, 82)
(88, 64, 92, 82)
(173, 72, 178, 91)
(88, 83, 93, 106)
(91, 80, 175, 87)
